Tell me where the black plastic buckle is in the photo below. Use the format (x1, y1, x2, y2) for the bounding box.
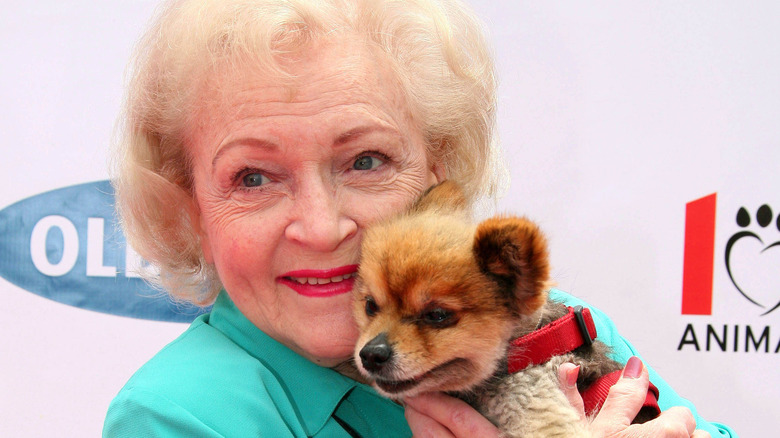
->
(573, 305, 594, 348)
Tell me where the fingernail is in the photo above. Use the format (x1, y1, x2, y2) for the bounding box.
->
(566, 365, 580, 389)
(623, 356, 643, 379)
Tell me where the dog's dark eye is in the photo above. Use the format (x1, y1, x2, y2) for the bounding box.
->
(365, 297, 379, 317)
(422, 308, 456, 327)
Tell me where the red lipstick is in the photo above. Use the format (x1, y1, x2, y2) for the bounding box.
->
(278, 264, 359, 298)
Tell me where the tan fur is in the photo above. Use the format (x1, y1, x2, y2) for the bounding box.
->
(351, 181, 629, 438)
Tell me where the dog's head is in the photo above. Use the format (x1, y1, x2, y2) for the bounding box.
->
(352, 181, 551, 398)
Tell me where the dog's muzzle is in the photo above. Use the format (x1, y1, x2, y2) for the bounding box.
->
(359, 332, 393, 373)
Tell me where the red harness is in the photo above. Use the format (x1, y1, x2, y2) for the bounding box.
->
(507, 306, 660, 418)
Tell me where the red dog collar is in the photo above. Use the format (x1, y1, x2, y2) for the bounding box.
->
(507, 306, 597, 373)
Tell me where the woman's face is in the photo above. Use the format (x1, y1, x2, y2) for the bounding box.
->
(187, 39, 441, 366)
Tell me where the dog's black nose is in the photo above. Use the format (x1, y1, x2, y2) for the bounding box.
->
(360, 333, 392, 372)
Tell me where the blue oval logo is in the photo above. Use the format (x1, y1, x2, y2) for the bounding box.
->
(0, 181, 208, 322)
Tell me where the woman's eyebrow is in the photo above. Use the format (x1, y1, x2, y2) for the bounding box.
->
(210, 126, 401, 170)
(211, 138, 278, 171)
(334, 125, 399, 146)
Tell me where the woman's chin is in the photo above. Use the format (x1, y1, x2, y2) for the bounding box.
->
(301, 343, 355, 368)
(291, 320, 359, 366)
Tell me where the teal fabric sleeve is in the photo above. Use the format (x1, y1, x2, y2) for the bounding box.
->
(103, 379, 300, 438)
(104, 388, 228, 437)
(550, 289, 738, 438)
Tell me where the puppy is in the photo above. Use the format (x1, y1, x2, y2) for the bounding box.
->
(352, 181, 656, 438)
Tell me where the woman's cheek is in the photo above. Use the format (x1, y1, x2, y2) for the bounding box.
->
(355, 172, 432, 221)
(200, 208, 274, 271)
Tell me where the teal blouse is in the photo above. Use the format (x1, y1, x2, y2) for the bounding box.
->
(103, 290, 737, 437)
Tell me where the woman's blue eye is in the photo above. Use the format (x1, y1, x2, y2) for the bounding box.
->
(242, 172, 268, 187)
(353, 155, 384, 171)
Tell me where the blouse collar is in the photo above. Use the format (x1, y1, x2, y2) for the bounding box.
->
(207, 291, 367, 436)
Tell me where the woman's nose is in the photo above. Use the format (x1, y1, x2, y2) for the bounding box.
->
(284, 180, 358, 252)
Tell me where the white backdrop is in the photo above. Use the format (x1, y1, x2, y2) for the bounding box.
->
(2, 1, 776, 436)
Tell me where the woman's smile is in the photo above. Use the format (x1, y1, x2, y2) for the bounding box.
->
(278, 265, 359, 297)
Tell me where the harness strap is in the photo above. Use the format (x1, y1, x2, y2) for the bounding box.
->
(580, 370, 661, 419)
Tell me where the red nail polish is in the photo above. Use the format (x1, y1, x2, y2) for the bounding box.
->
(623, 356, 643, 379)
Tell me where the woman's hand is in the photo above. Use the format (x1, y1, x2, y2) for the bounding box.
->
(402, 356, 711, 438)
(558, 357, 711, 438)
(404, 392, 500, 438)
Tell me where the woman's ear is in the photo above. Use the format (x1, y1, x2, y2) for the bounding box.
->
(430, 160, 447, 184)
(200, 225, 213, 264)
(188, 199, 213, 264)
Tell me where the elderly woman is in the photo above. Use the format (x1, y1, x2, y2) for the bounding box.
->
(104, 0, 735, 437)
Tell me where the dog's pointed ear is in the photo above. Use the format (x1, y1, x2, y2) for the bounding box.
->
(473, 216, 550, 314)
(410, 180, 468, 214)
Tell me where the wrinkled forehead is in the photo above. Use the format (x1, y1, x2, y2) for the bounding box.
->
(198, 36, 402, 111)
(181, 36, 415, 151)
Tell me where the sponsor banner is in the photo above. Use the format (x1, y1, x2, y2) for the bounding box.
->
(0, 180, 207, 322)
(678, 192, 778, 354)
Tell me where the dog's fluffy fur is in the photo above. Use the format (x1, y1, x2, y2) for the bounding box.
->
(352, 181, 633, 438)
